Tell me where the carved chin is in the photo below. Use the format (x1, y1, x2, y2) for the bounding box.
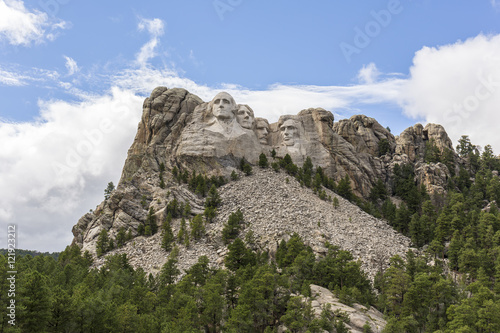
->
(259, 138, 268, 144)
(283, 139, 294, 146)
(241, 122, 252, 129)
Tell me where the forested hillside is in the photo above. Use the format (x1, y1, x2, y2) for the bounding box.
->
(1, 135, 500, 332)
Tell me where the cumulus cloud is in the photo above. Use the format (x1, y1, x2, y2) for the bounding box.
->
(400, 33, 500, 152)
(136, 18, 165, 67)
(0, 0, 67, 46)
(63, 56, 79, 76)
(357, 63, 381, 85)
(0, 89, 143, 251)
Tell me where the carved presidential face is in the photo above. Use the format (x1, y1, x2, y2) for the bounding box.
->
(211, 92, 236, 120)
(280, 119, 299, 146)
(236, 105, 255, 129)
(255, 118, 269, 145)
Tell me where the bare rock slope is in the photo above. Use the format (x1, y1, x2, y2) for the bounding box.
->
(93, 168, 410, 281)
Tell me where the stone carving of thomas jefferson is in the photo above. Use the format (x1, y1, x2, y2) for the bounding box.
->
(254, 117, 270, 145)
(236, 104, 255, 130)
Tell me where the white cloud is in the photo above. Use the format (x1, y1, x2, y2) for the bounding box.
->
(63, 56, 79, 76)
(400, 33, 500, 152)
(0, 0, 67, 46)
(0, 68, 28, 85)
(357, 63, 381, 85)
(111, 66, 405, 124)
(491, 0, 499, 8)
(0, 88, 143, 251)
(136, 18, 165, 67)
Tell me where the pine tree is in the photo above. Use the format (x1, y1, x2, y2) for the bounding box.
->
(177, 218, 187, 244)
(104, 181, 115, 200)
(222, 209, 244, 244)
(126, 228, 133, 241)
(333, 196, 340, 209)
(205, 184, 221, 209)
(96, 229, 110, 257)
(378, 138, 390, 156)
(116, 227, 126, 247)
(258, 153, 269, 168)
(204, 206, 216, 223)
(19, 271, 52, 332)
(224, 238, 255, 271)
(137, 224, 145, 236)
(337, 175, 353, 201)
(190, 214, 205, 240)
(145, 207, 158, 235)
(162, 213, 174, 251)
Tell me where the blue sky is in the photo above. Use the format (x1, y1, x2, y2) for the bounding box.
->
(1, 0, 500, 251)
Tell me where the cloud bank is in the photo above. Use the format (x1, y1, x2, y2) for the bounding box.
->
(401, 33, 500, 150)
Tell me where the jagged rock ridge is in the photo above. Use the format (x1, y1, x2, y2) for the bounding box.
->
(73, 87, 457, 278)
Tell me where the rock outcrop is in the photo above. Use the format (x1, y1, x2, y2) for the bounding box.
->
(309, 285, 386, 333)
(90, 168, 410, 281)
(72, 87, 459, 280)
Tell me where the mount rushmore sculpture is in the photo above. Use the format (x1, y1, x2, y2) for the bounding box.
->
(73, 87, 456, 255)
(119, 87, 454, 199)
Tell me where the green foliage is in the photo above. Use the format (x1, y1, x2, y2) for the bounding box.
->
(10, 134, 500, 332)
(333, 196, 340, 209)
(177, 218, 188, 245)
(239, 157, 253, 175)
(369, 178, 388, 202)
(161, 213, 174, 251)
(204, 206, 216, 224)
(280, 297, 316, 332)
(224, 238, 256, 271)
(137, 223, 145, 235)
(166, 197, 180, 218)
(424, 139, 442, 163)
(96, 229, 110, 257)
(378, 138, 390, 156)
(145, 207, 158, 235)
(205, 184, 221, 209)
(19, 270, 52, 332)
(231, 170, 239, 181)
(190, 214, 205, 240)
(337, 174, 353, 201)
(222, 209, 244, 244)
(258, 153, 269, 168)
(104, 181, 115, 200)
(116, 227, 126, 247)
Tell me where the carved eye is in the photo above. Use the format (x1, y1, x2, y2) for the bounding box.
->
(223, 99, 230, 104)
(214, 99, 220, 104)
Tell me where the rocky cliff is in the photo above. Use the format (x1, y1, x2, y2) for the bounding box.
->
(72, 87, 457, 278)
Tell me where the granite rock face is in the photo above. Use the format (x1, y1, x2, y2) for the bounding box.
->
(309, 285, 386, 333)
(72, 87, 458, 277)
(90, 169, 411, 281)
